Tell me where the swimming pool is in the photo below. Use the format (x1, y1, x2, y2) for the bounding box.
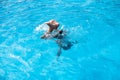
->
(0, 0, 120, 80)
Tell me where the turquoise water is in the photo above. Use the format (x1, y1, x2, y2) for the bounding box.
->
(0, 0, 120, 80)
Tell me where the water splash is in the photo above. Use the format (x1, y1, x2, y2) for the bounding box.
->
(35, 23, 49, 32)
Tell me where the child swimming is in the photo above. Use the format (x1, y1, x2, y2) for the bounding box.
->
(40, 19, 75, 57)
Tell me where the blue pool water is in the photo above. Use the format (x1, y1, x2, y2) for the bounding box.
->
(0, 0, 120, 80)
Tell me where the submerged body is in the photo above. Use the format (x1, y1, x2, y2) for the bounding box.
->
(53, 30, 74, 57)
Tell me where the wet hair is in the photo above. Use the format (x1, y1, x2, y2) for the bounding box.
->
(59, 30, 63, 34)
